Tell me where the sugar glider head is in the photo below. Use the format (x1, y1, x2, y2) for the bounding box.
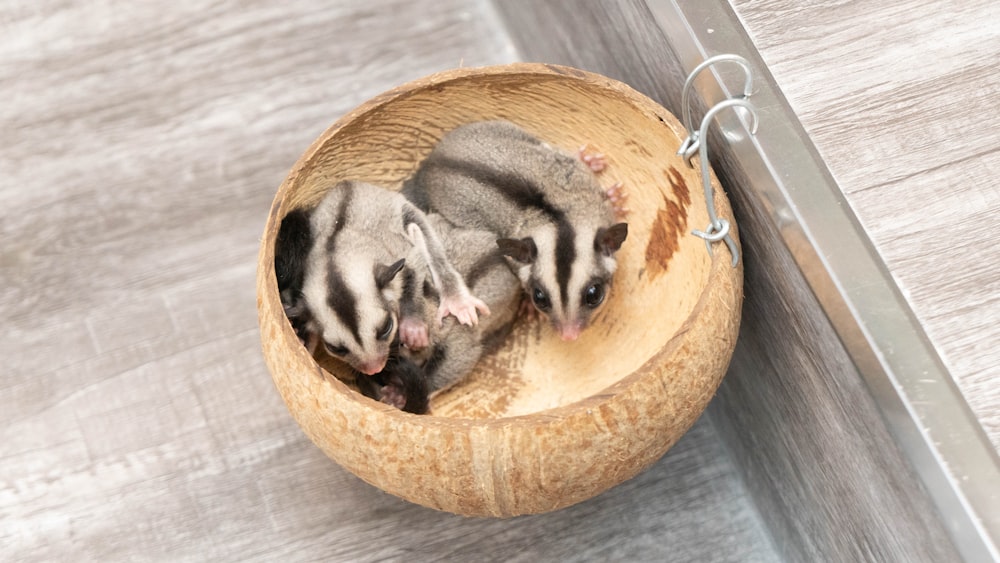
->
(498, 221, 628, 341)
(303, 256, 407, 375)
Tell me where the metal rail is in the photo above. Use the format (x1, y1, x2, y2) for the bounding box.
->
(644, 1, 1000, 561)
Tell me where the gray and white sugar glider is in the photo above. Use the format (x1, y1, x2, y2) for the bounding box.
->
(399, 214, 522, 396)
(405, 120, 628, 341)
(297, 180, 489, 375)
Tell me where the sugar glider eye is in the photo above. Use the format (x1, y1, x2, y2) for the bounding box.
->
(376, 316, 394, 341)
(532, 287, 552, 311)
(583, 282, 606, 308)
(324, 342, 349, 357)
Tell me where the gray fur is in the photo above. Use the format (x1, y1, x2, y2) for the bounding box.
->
(299, 180, 486, 375)
(402, 214, 521, 394)
(407, 120, 628, 341)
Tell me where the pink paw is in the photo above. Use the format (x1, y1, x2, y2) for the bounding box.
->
(606, 181, 629, 218)
(379, 384, 407, 409)
(399, 316, 429, 350)
(438, 293, 491, 327)
(578, 144, 607, 173)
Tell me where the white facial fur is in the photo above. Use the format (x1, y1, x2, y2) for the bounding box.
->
(301, 248, 401, 375)
(509, 222, 619, 341)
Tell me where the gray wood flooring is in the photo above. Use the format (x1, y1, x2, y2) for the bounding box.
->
(0, 1, 778, 560)
(730, 0, 1000, 452)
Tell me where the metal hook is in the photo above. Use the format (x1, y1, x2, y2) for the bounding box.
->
(690, 97, 759, 267)
(676, 54, 754, 166)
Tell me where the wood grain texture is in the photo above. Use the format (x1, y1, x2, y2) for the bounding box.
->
(0, 0, 778, 560)
(729, 0, 1000, 452)
(493, 0, 961, 561)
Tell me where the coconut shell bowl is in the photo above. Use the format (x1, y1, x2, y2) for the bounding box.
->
(256, 63, 742, 518)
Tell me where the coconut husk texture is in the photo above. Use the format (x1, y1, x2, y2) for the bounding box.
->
(256, 63, 743, 517)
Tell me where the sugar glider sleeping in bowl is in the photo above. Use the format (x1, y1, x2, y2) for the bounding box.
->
(405, 120, 628, 341)
(403, 214, 521, 392)
(276, 180, 489, 377)
(356, 214, 522, 413)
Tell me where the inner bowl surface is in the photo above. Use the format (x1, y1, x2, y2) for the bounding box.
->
(257, 63, 742, 517)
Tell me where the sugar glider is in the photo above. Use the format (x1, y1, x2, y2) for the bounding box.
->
(275, 207, 316, 349)
(406, 120, 628, 341)
(353, 348, 430, 414)
(354, 214, 521, 412)
(290, 180, 489, 376)
(402, 214, 521, 395)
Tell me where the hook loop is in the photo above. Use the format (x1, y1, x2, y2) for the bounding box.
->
(676, 54, 754, 168)
(674, 54, 760, 268)
(693, 219, 740, 267)
(693, 218, 731, 243)
(690, 97, 758, 268)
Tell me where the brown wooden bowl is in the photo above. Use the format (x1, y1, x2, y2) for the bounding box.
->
(256, 63, 742, 517)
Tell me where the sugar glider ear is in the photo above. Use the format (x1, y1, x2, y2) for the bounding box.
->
(374, 258, 406, 289)
(497, 237, 537, 264)
(595, 223, 628, 256)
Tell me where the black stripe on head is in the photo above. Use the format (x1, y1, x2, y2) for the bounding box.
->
(425, 156, 565, 222)
(320, 184, 360, 345)
(325, 182, 354, 254)
(326, 263, 362, 346)
(555, 219, 577, 311)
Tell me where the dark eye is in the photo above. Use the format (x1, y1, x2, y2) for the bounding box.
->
(584, 283, 605, 308)
(532, 287, 551, 311)
(324, 342, 349, 357)
(376, 316, 394, 341)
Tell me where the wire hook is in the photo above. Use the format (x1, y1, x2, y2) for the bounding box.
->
(690, 98, 759, 267)
(677, 54, 754, 167)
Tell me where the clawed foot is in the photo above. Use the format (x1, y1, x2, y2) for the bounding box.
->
(438, 292, 491, 327)
(399, 316, 429, 350)
(606, 181, 629, 218)
(578, 144, 607, 173)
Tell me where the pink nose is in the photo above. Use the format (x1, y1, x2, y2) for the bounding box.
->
(558, 324, 582, 341)
(358, 358, 387, 375)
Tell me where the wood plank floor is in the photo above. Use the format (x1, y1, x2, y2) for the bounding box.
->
(729, 0, 1000, 451)
(0, 1, 778, 560)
